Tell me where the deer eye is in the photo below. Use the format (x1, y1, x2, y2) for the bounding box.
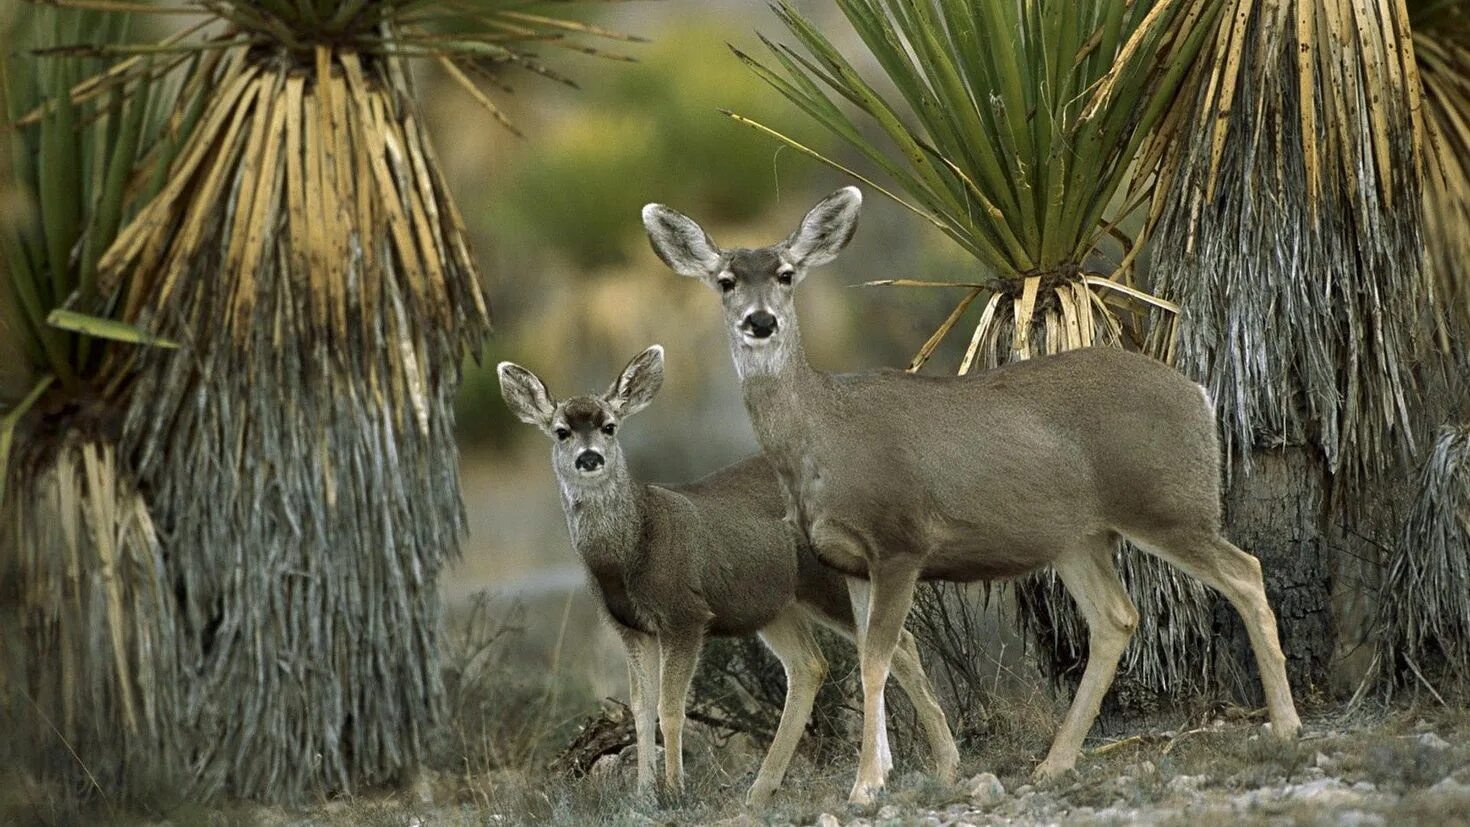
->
(777, 270, 794, 286)
(601, 423, 616, 436)
(554, 427, 571, 440)
(717, 277, 735, 293)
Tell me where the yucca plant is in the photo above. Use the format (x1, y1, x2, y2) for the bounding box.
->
(1146, 0, 1423, 489)
(4, 0, 635, 804)
(1374, 425, 1470, 698)
(1140, 0, 1425, 696)
(731, 0, 1227, 701)
(1415, 0, 1470, 348)
(1, 5, 196, 798)
(1367, 2, 1470, 700)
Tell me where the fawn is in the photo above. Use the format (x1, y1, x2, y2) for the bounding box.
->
(497, 345, 958, 806)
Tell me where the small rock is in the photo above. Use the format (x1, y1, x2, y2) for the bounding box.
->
(876, 804, 901, 821)
(1418, 732, 1452, 750)
(1352, 781, 1377, 793)
(816, 814, 842, 827)
(1314, 751, 1334, 768)
(1287, 777, 1361, 807)
(589, 753, 622, 780)
(1337, 811, 1388, 827)
(967, 772, 1006, 807)
(1014, 784, 1035, 796)
(1431, 776, 1470, 796)
(1167, 774, 1205, 794)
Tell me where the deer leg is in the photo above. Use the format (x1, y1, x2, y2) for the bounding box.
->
(1034, 540, 1138, 782)
(817, 609, 959, 784)
(850, 564, 919, 806)
(889, 629, 960, 783)
(657, 631, 702, 799)
(618, 628, 660, 790)
(746, 607, 828, 808)
(846, 576, 893, 776)
(1135, 533, 1301, 740)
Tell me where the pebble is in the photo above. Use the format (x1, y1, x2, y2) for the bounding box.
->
(1286, 777, 1362, 807)
(1431, 776, 1470, 796)
(1337, 812, 1388, 827)
(1167, 774, 1206, 794)
(876, 804, 901, 822)
(816, 814, 841, 827)
(1417, 732, 1452, 750)
(967, 772, 1006, 807)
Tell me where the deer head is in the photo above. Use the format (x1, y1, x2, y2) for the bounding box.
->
(642, 187, 863, 378)
(497, 345, 665, 489)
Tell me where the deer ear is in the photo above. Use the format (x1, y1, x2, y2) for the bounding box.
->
(606, 345, 665, 418)
(497, 362, 556, 429)
(784, 186, 862, 268)
(642, 204, 723, 279)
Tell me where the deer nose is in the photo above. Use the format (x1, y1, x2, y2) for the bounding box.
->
(575, 451, 604, 472)
(744, 310, 778, 339)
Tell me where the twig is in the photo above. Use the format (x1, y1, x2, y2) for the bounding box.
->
(1405, 654, 1448, 706)
(24, 690, 112, 813)
(1160, 725, 1215, 756)
(1087, 733, 1158, 758)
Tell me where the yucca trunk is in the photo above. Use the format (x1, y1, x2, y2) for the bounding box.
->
(1, 436, 183, 794)
(1146, 0, 1424, 696)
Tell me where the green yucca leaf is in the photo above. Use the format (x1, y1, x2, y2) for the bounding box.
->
(1, 5, 185, 400)
(726, 0, 1229, 399)
(45, 308, 178, 349)
(737, 0, 1225, 281)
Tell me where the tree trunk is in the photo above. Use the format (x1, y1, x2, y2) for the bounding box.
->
(1216, 448, 1336, 703)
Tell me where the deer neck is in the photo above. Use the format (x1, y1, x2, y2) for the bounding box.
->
(558, 460, 643, 573)
(739, 330, 825, 476)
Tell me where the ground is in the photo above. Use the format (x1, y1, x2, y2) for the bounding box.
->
(36, 701, 1460, 827)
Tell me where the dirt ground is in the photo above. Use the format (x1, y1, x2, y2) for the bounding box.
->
(78, 702, 1458, 827)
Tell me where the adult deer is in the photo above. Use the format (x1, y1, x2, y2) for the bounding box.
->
(642, 187, 1302, 804)
(497, 345, 958, 806)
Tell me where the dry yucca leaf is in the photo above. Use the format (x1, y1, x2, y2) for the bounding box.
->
(1146, 0, 1425, 489)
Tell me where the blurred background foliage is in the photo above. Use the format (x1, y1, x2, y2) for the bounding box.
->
(444, 4, 974, 460)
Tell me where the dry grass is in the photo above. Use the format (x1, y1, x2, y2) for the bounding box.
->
(9, 600, 1470, 826)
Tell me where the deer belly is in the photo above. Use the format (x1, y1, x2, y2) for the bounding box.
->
(922, 535, 1058, 582)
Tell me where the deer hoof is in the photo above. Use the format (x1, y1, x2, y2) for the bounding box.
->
(936, 746, 961, 784)
(746, 783, 776, 809)
(1030, 758, 1073, 784)
(848, 780, 879, 807)
(1265, 718, 1302, 741)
